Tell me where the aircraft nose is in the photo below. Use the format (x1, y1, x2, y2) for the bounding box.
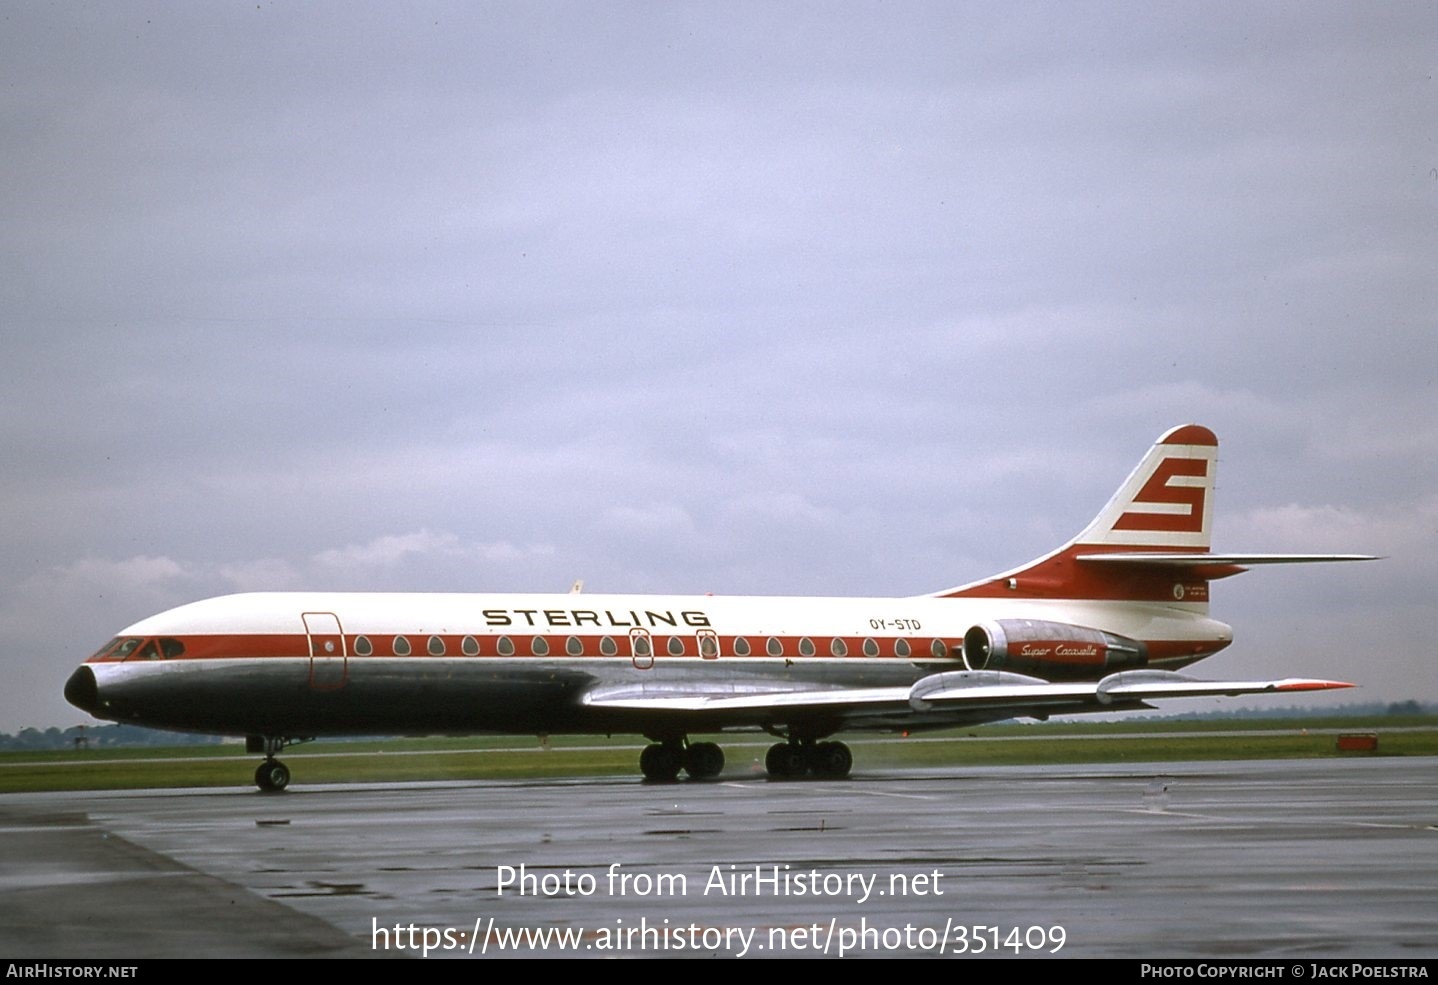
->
(64, 665, 99, 713)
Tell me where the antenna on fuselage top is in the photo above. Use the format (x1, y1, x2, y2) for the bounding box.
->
(570, 579, 584, 594)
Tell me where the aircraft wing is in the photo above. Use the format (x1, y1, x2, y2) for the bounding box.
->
(580, 670, 1353, 731)
(910, 669, 1353, 706)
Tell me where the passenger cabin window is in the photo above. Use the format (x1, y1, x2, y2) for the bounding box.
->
(461, 635, 479, 656)
(393, 636, 412, 656)
(699, 635, 719, 658)
(766, 637, 783, 657)
(497, 636, 515, 656)
(734, 637, 751, 656)
(531, 636, 550, 656)
(930, 638, 949, 658)
(599, 636, 617, 656)
(667, 636, 684, 656)
(428, 635, 445, 656)
(354, 635, 373, 656)
(798, 637, 815, 657)
(895, 639, 911, 658)
(862, 638, 879, 657)
(566, 636, 583, 656)
(830, 637, 848, 657)
(632, 635, 652, 658)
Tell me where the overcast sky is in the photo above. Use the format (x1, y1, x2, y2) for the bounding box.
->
(3, 2, 1434, 730)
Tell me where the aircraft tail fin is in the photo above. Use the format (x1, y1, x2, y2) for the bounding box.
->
(936, 424, 1372, 605)
(1071, 423, 1217, 553)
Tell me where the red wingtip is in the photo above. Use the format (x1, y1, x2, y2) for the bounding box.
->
(1276, 679, 1357, 692)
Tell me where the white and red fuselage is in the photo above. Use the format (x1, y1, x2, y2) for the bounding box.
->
(68, 588, 1233, 738)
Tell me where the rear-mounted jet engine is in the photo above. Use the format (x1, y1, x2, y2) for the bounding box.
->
(962, 619, 1147, 679)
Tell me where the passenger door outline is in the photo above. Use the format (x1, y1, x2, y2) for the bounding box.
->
(303, 611, 348, 690)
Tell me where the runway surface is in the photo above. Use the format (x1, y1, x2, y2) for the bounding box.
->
(3, 757, 1435, 959)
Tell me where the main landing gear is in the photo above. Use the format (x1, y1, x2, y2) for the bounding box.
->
(639, 739, 725, 782)
(636, 736, 853, 781)
(246, 735, 307, 792)
(764, 739, 853, 780)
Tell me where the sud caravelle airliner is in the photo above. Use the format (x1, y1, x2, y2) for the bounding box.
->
(64, 425, 1374, 791)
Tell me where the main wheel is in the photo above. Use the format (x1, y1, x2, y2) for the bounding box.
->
(809, 741, 853, 778)
(639, 743, 683, 781)
(765, 742, 808, 779)
(255, 759, 290, 792)
(684, 742, 725, 780)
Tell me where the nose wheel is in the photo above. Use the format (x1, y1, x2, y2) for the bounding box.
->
(247, 735, 307, 791)
(254, 759, 291, 792)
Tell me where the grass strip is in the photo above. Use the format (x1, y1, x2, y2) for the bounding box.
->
(2, 718, 1433, 793)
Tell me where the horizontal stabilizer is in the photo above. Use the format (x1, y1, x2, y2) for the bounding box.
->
(1077, 552, 1378, 566)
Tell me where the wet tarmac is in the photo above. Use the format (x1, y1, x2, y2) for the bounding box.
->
(2, 757, 1435, 958)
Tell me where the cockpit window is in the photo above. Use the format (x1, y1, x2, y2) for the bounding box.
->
(89, 638, 121, 660)
(111, 638, 143, 660)
(88, 636, 181, 662)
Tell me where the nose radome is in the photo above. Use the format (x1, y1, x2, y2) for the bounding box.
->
(64, 665, 99, 713)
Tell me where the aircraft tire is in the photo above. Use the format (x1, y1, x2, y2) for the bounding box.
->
(683, 741, 724, 779)
(809, 741, 853, 778)
(255, 759, 290, 792)
(639, 743, 683, 782)
(765, 742, 808, 779)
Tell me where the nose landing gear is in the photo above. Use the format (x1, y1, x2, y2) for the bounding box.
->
(254, 759, 291, 791)
(246, 735, 308, 792)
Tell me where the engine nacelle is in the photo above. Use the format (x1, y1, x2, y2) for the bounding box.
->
(962, 619, 1147, 680)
